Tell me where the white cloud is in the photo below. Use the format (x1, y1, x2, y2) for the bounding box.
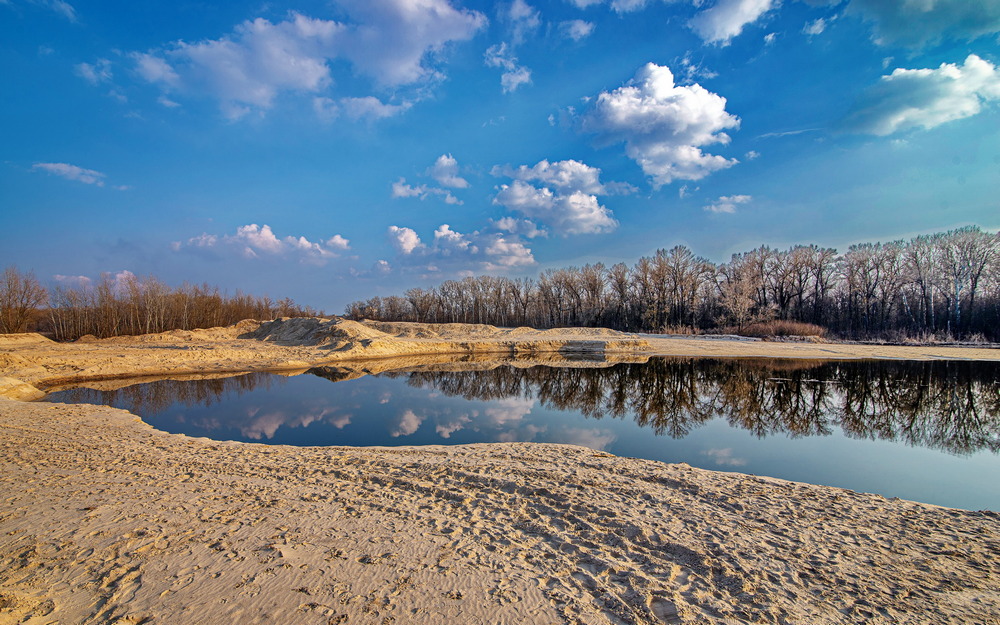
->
(75, 59, 112, 84)
(688, 0, 776, 45)
(434, 224, 477, 253)
(392, 154, 467, 204)
(173, 224, 349, 263)
(132, 2, 484, 118)
(496, 159, 607, 194)
(704, 194, 751, 213)
(32, 162, 106, 186)
(484, 43, 533, 93)
(391, 409, 423, 437)
(843, 54, 1000, 136)
(803, 17, 827, 35)
(492, 216, 548, 238)
(391, 178, 462, 205)
(507, 0, 541, 44)
(21, 0, 77, 21)
(327, 234, 351, 250)
(337, 0, 486, 86)
(845, 0, 1000, 48)
(582, 63, 740, 186)
(701, 447, 747, 467)
(482, 397, 535, 426)
(435, 413, 472, 438)
(391, 179, 425, 198)
(53, 274, 92, 288)
(553, 426, 617, 451)
(386, 224, 535, 272)
(492, 159, 623, 235)
(494, 181, 618, 235)
(560, 19, 595, 40)
(483, 234, 535, 269)
(745, 149, 760, 159)
(388, 225, 423, 254)
(340, 96, 412, 121)
(430, 154, 469, 188)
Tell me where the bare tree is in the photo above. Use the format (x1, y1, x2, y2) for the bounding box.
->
(0, 266, 48, 333)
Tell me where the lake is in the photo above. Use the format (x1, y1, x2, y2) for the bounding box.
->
(44, 357, 1000, 511)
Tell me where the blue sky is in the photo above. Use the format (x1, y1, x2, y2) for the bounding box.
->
(3, 0, 999, 313)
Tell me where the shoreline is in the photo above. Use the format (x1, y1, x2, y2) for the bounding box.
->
(4, 317, 1000, 397)
(2, 318, 1000, 623)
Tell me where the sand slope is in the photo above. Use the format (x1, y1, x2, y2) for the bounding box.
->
(1, 399, 998, 625)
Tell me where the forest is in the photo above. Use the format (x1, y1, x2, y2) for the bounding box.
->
(0, 266, 317, 341)
(346, 226, 1000, 341)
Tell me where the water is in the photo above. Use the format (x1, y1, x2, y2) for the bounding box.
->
(44, 358, 1000, 511)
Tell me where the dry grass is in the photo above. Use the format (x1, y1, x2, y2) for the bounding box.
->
(722, 320, 827, 338)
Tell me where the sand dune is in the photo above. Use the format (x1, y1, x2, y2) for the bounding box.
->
(1, 318, 999, 624)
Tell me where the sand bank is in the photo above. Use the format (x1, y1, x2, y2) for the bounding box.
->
(2, 318, 999, 624)
(3, 317, 999, 395)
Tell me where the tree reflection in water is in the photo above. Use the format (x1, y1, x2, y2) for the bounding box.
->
(47, 359, 1000, 456)
(395, 359, 1000, 456)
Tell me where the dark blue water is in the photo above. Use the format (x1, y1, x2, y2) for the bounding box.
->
(44, 358, 1000, 511)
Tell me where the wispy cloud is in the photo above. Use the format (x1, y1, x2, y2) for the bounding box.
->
(32, 162, 106, 186)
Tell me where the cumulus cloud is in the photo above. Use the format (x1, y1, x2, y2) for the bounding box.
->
(391, 409, 424, 437)
(582, 63, 740, 186)
(703, 194, 751, 213)
(387, 224, 535, 271)
(492, 216, 548, 238)
(484, 43, 532, 93)
(172, 223, 349, 263)
(688, 0, 777, 45)
(492, 159, 625, 235)
(391, 154, 467, 204)
(560, 19, 595, 40)
(430, 154, 469, 188)
(494, 182, 617, 235)
(132, 2, 484, 118)
(495, 159, 606, 194)
(32, 162, 106, 186)
(388, 225, 424, 254)
(845, 0, 1000, 48)
(842, 54, 1000, 136)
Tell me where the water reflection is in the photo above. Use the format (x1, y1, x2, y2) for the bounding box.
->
(46, 359, 1000, 456)
(389, 359, 1000, 456)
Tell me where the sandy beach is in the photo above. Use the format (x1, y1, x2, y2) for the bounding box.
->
(2, 318, 999, 624)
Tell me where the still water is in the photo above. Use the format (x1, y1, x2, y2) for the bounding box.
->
(45, 358, 1000, 511)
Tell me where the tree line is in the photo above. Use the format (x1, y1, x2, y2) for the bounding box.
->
(346, 225, 1000, 341)
(0, 266, 318, 340)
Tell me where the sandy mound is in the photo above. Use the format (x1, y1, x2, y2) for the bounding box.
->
(0, 333, 53, 345)
(249, 317, 393, 346)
